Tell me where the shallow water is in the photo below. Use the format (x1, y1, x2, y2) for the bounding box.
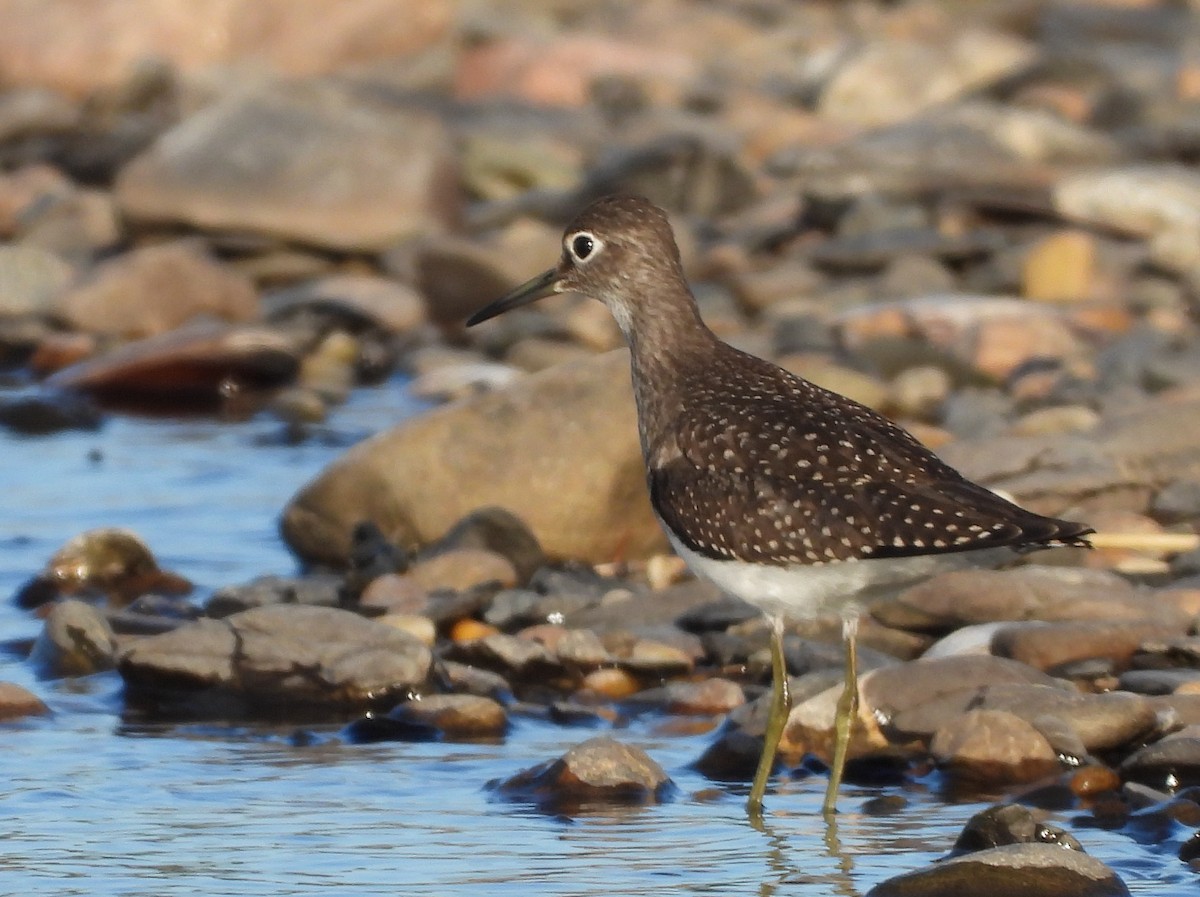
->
(0, 380, 1185, 895)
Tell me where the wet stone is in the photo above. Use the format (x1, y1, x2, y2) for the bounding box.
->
(952, 803, 1083, 855)
(492, 736, 673, 811)
(48, 321, 301, 409)
(1120, 726, 1200, 791)
(426, 587, 494, 629)
(15, 527, 191, 608)
(385, 694, 508, 740)
(0, 389, 102, 435)
(931, 709, 1061, 785)
(29, 598, 116, 678)
(0, 682, 49, 721)
(866, 843, 1131, 897)
(118, 604, 432, 716)
(205, 574, 343, 618)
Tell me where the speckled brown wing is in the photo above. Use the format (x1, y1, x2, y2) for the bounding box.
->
(648, 365, 1092, 567)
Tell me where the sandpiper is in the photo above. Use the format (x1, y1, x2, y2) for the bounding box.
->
(467, 195, 1093, 817)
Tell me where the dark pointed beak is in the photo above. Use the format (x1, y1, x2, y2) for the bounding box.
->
(466, 268, 560, 326)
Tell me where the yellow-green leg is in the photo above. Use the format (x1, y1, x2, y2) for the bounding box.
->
(822, 615, 859, 817)
(748, 614, 790, 818)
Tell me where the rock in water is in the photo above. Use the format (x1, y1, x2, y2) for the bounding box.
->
(118, 604, 431, 717)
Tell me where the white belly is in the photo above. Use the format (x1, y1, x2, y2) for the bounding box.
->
(665, 529, 1013, 621)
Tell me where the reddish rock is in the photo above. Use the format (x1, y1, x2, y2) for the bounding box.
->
(49, 321, 299, 407)
(0, 0, 455, 96)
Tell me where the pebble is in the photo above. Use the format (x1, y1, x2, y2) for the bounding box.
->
(386, 694, 508, 740)
(931, 709, 1061, 785)
(1021, 230, 1097, 304)
(443, 633, 559, 680)
(819, 30, 1034, 128)
(0, 0, 454, 95)
(358, 574, 428, 615)
(952, 803, 1083, 854)
(492, 736, 672, 810)
(29, 598, 116, 678)
(578, 667, 641, 701)
(427, 507, 545, 584)
(0, 682, 50, 721)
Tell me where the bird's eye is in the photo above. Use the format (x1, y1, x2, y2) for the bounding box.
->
(570, 233, 595, 261)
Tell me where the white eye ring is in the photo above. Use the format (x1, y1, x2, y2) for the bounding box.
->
(566, 231, 602, 263)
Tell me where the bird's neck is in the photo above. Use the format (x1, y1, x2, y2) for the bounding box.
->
(619, 286, 719, 458)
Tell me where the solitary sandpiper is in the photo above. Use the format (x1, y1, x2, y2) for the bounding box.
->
(467, 195, 1093, 817)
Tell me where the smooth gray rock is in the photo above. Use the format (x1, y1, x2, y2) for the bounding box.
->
(118, 604, 431, 713)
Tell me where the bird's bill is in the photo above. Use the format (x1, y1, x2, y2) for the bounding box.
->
(466, 268, 560, 326)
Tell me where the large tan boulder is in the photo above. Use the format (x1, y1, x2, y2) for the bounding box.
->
(280, 349, 667, 566)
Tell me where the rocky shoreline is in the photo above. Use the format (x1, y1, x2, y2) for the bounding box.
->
(4, 0, 1200, 892)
